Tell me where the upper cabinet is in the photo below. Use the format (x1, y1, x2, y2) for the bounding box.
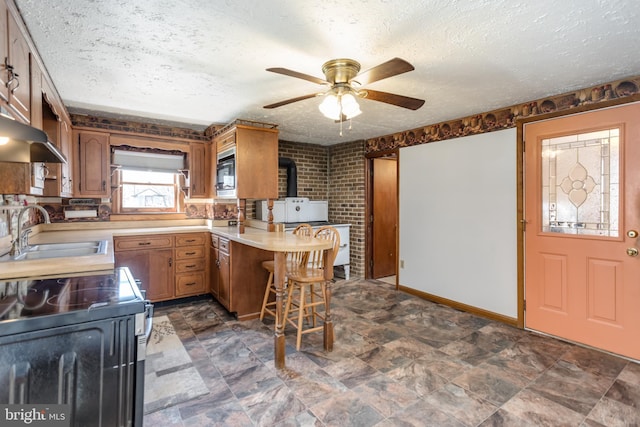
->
(73, 131, 110, 197)
(0, 1, 8, 102)
(4, 6, 31, 122)
(212, 121, 279, 200)
(189, 141, 209, 198)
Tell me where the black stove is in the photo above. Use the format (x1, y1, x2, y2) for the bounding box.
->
(0, 267, 145, 337)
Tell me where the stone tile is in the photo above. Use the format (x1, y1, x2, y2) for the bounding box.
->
(452, 364, 523, 406)
(309, 389, 384, 427)
(499, 389, 585, 426)
(352, 374, 419, 417)
(423, 383, 499, 426)
(223, 360, 284, 399)
(376, 400, 466, 427)
(386, 358, 449, 397)
(323, 356, 380, 389)
(142, 281, 636, 427)
(586, 396, 640, 427)
(180, 399, 254, 427)
(238, 382, 307, 426)
(356, 345, 413, 373)
(528, 359, 616, 415)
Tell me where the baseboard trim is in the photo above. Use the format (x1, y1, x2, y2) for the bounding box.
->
(398, 285, 519, 327)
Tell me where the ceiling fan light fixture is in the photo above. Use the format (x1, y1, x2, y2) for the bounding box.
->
(318, 90, 361, 121)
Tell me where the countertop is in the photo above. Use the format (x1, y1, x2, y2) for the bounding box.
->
(0, 219, 332, 280)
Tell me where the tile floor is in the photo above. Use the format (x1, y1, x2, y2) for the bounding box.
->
(143, 278, 640, 426)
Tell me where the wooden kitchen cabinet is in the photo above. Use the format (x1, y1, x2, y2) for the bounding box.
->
(114, 235, 175, 301)
(115, 232, 209, 302)
(212, 121, 279, 199)
(210, 232, 271, 319)
(0, 0, 8, 103)
(74, 131, 110, 197)
(4, 9, 30, 122)
(174, 232, 208, 297)
(189, 142, 209, 198)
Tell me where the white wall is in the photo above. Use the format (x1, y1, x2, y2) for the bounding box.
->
(399, 128, 518, 319)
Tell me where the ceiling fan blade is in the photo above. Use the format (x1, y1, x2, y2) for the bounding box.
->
(263, 93, 319, 109)
(266, 67, 329, 86)
(361, 89, 425, 110)
(352, 58, 415, 86)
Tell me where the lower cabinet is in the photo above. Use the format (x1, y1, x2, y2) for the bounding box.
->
(210, 232, 271, 320)
(114, 232, 209, 302)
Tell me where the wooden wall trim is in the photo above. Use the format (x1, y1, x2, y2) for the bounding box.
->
(366, 76, 640, 153)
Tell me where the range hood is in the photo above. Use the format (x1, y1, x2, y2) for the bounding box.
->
(0, 114, 67, 163)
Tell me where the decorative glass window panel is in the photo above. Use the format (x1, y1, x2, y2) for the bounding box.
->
(540, 128, 619, 236)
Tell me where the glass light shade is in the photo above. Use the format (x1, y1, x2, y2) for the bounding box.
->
(319, 92, 361, 120)
(319, 94, 341, 120)
(341, 93, 361, 119)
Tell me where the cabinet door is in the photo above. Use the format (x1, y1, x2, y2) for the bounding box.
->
(210, 245, 219, 298)
(7, 11, 30, 122)
(217, 250, 231, 310)
(115, 249, 174, 301)
(74, 132, 109, 197)
(59, 120, 73, 197)
(0, 1, 8, 102)
(189, 142, 209, 198)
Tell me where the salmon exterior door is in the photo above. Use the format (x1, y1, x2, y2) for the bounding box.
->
(524, 102, 640, 360)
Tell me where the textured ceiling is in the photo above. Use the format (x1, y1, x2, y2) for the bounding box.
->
(13, 0, 640, 145)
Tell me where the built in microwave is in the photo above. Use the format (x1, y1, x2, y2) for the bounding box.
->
(216, 146, 236, 197)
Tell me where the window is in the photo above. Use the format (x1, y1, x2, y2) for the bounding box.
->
(120, 170, 180, 212)
(112, 147, 187, 214)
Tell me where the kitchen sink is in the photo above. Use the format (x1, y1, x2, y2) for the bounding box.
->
(28, 241, 104, 251)
(1, 240, 108, 262)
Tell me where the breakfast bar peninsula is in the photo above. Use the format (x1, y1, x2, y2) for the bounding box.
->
(210, 226, 335, 368)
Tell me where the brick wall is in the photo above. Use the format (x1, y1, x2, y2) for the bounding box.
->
(328, 140, 366, 278)
(277, 141, 328, 200)
(276, 139, 366, 278)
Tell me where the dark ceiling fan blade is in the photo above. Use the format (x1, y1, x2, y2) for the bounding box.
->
(263, 93, 319, 109)
(361, 89, 425, 110)
(352, 58, 415, 86)
(266, 67, 329, 86)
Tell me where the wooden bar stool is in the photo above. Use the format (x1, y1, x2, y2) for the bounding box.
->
(283, 225, 340, 350)
(260, 223, 313, 320)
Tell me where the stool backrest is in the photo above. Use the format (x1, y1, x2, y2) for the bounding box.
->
(289, 223, 314, 266)
(308, 225, 340, 270)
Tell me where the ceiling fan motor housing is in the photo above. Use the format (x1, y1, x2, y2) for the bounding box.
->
(322, 59, 361, 84)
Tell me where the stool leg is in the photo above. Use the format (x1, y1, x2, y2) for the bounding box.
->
(260, 272, 273, 320)
(296, 284, 306, 350)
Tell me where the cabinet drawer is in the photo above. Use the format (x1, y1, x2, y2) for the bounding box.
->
(175, 233, 207, 247)
(176, 258, 206, 273)
(176, 246, 205, 259)
(211, 234, 219, 248)
(219, 237, 229, 253)
(114, 235, 173, 251)
(176, 272, 206, 296)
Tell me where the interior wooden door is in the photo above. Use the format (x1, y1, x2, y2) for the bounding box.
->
(372, 157, 398, 279)
(524, 102, 640, 360)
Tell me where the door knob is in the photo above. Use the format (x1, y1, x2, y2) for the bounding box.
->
(626, 248, 639, 257)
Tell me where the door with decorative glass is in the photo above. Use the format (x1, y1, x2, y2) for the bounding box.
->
(524, 102, 640, 360)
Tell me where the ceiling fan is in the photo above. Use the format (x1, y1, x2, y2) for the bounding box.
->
(263, 58, 425, 124)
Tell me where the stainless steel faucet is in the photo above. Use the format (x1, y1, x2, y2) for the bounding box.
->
(12, 205, 51, 255)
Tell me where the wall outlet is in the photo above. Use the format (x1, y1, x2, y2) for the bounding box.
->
(400, 260, 405, 268)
